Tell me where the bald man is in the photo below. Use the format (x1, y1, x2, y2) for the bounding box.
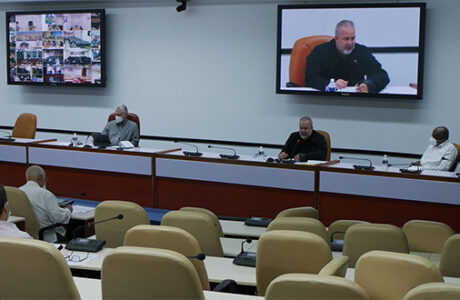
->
(19, 165, 72, 242)
(419, 126, 458, 171)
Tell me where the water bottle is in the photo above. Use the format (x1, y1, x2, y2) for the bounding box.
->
(382, 154, 389, 170)
(258, 146, 265, 157)
(325, 78, 336, 92)
(71, 133, 78, 147)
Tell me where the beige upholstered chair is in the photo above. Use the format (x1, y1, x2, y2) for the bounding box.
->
(318, 255, 349, 277)
(179, 206, 224, 237)
(95, 200, 150, 248)
(448, 143, 460, 172)
(267, 217, 330, 246)
(12, 113, 37, 138)
(439, 233, 460, 277)
(265, 273, 370, 300)
(161, 210, 224, 256)
(403, 282, 460, 300)
(256, 230, 347, 296)
(124, 224, 210, 290)
(402, 219, 454, 253)
(343, 223, 409, 267)
(5, 186, 41, 239)
(355, 250, 443, 300)
(328, 219, 370, 241)
(101, 246, 205, 299)
(0, 237, 80, 299)
(276, 206, 319, 219)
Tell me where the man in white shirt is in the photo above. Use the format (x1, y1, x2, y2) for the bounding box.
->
(0, 184, 32, 239)
(419, 126, 458, 171)
(19, 165, 73, 242)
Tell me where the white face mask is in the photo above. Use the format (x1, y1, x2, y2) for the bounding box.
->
(115, 116, 123, 124)
(7, 209, 11, 219)
(429, 137, 437, 146)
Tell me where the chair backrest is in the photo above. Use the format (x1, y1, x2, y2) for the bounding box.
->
(276, 206, 319, 219)
(5, 186, 40, 239)
(343, 223, 409, 267)
(288, 35, 334, 87)
(0, 237, 80, 299)
(267, 217, 330, 246)
(161, 210, 224, 256)
(316, 130, 331, 161)
(256, 230, 332, 296)
(95, 200, 150, 248)
(355, 250, 444, 300)
(318, 255, 349, 277)
(402, 219, 454, 253)
(12, 113, 37, 138)
(265, 273, 370, 300)
(403, 282, 460, 300)
(439, 233, 460, 277)
(179, 206, 224, 237)
(108, 112, 140, 134)
(448, 143, 460, 172)
(328, 220, 369, 241)
(101, 246, 205, 300)
(124, 224, 210, 290)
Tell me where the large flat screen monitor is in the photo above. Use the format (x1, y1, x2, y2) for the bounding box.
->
(6, 9, 105, 87)
(276, 3, 425, 99)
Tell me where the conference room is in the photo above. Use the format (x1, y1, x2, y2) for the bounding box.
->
(1, 0, 460, 298)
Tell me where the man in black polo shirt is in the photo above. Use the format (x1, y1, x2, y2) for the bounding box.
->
(279, 116, 327, 162)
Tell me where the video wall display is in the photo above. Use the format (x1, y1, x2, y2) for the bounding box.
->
(6, 9, 105, 87)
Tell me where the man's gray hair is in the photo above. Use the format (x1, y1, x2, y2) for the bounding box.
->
(25, 165, 45, 181)
(116, 104, 128, 115)
(335, 20, 354, 37)
(299, 116, 313, 126)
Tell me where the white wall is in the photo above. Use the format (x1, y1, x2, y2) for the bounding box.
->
(0, 0, 458, 155)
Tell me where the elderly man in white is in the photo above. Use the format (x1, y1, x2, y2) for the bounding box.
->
(418, 126, 458, 171)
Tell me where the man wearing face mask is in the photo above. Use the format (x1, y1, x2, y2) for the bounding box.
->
(102, 104, 140, 147)
(279, 116, 328, 162)
(19, 165, 72, 242)
(305, 20, 389, 93)
(0, 184, 32, 239)
(415, 126, 458, 171)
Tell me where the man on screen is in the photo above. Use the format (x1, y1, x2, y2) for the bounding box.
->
(305, 20, 389, 93)
(279, 116, 327, 162)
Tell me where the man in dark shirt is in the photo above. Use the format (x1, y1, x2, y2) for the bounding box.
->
(279, 116, 328, 162)
(305, 20, 389, 93)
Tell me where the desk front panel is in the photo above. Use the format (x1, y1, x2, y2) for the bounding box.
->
(0, 143, 28, 186)
(156, 157, 316, 217)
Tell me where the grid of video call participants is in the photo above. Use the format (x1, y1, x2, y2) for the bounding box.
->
(8, 12, 102, 84)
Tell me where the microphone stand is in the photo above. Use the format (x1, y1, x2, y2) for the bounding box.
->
(175, 141, 202, 156)
(339, 156, 374, 170)
(208, 145, 239, 159)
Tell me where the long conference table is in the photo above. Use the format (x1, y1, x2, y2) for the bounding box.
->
(1, 138, 460, 231)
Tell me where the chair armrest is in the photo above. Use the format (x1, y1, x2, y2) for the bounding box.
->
(38, 223, 64, 240)
(319, 256, 349, 277)
(212, 279, 238, 293)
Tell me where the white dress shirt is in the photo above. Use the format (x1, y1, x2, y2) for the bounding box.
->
(0, 220, 32, 239)
(19, 181, 71, 242)
(420, 140, 458, 171)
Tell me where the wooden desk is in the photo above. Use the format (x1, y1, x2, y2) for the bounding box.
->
(156, 152, 317, 218)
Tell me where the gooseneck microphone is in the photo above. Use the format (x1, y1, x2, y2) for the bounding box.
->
(187, 253, 206, 261)
(175, 141, 202, 157)
(339, 156, 374, 170)
(208, 145, 239, 159)
(72, 214, 124, 239)
(0, 129, 15, 142)
(240, 238, 252, 253)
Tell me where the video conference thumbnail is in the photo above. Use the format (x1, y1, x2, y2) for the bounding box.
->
(8, 12, 103, 85)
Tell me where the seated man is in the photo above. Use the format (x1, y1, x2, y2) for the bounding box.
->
(279, 116, 327, 162)
(102, 104, 139, 147)
(416, 126, 458, 171)
(19, 165, 72, 242)
(0, 184, 32, 239)
(305, 20, 389, 93)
